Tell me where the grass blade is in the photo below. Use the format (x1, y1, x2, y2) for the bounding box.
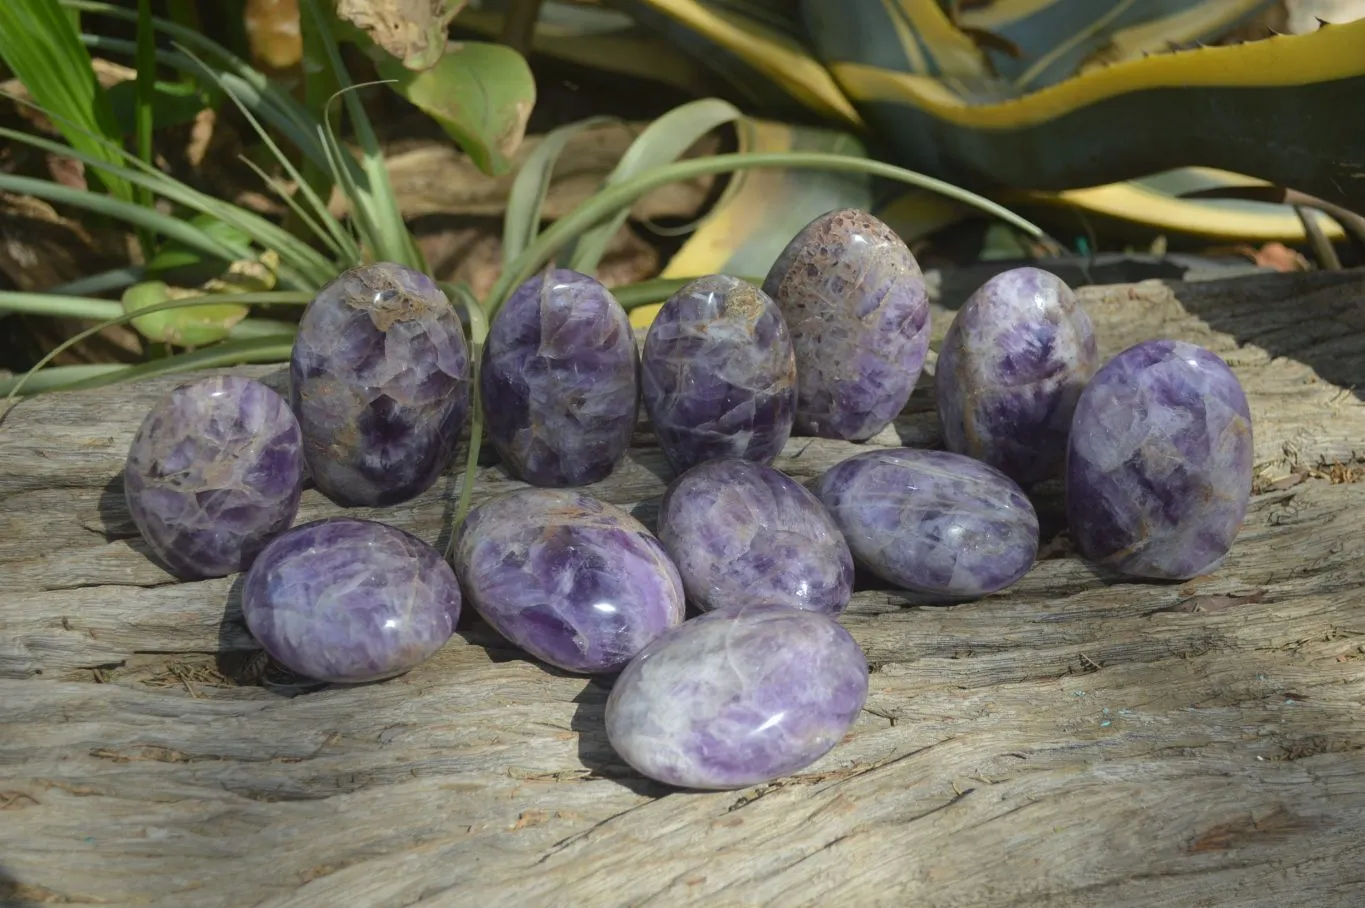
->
(5, 290, 311, 400)
(565, 98, 745, 274)
(0, 292, 122, 320)
(53, 336, 297, 394)
(502, 115, 622, 267)
(0, 364, 128, 396)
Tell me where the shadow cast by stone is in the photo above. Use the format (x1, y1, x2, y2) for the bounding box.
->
(214, 573, 328, 698)
(570, 676, 674, 798)
(94, 472, 139, 542)
(0, 863, 45, 908)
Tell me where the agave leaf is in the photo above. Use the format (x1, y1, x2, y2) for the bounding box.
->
(122, 280, 250, 347)
(334, 0, 468, 71)
(368, 39, 536, 177)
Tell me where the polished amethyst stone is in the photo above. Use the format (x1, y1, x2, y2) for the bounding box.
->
(290, 262, 470, 507)
(241, 518, 461, 683)
(656, 458, 853, 615)
(481, 269, 637, 486)
(641, 275, 796, 474)
(815, 448, 1039, 599)
(763, 208, 930, 441)
(606, 603, 868, 790)
(453, 488, 685, 674)
(936, 267, 1099, 485)
(1067, 339, 1253, 579)
(123, 375, 303, 580)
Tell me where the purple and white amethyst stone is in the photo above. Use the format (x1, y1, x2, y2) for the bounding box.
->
(936, 267, 1099, 485)
(656, 458, 853, 615)
(1066, 339, 1253, 579)
(605, 602, 869, 790)
(123, 375, 303, 580)
(453, 488, 685, 674)
(290, 262, 470, 507)
(816, 447, 1039, 600)
(763, 208, 930, 441)
(641, 275, 796, 474)
(241, 518, 462, 684)
(481, 269, 638, 487)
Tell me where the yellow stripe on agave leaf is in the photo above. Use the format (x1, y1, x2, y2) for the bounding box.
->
(622, 0, 863, 127)
(830, 19, 1365, 130)
(627, 119, 874, 330)
(956, 0, 1058, 31)
(880, 0, 929, 74)
(1077, 0, 1273, 73)
(1007, 169, 1348, 243)
(1013, 0, 1140, 91)
(894, 0, 991, 77)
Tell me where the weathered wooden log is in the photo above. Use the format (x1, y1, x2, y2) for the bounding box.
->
(2, 269, 1364, 907)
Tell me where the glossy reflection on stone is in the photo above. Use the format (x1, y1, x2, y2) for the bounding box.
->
(290, 262, 469, 507)
(453, 488, 685, 674)
(816, 448, 1039, 600)
(481, 268, 638, 486)
(656, 458, 853, 615)
(241, 518, 462, 684)
(936, 266, 1098, 485)
(1067, 339, 1253, 580)
(606, 603, 868, 790)
(641, 275, 796, 474)
(763, 208, 930, 441)
(124, 375, 303, 580)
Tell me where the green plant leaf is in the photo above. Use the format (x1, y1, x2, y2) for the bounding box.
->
(334, 0, 468, 70)
(105, 77, 213, 135)
(565, 98, 745, 274)
(144, 214, 253, 283)
(122, 280, 249, 346)
(371, 40, 536, 177)
(502, 115, 621, 267)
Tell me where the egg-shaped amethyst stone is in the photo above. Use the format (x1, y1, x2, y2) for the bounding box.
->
(1067, 339, 1253, 580)
(816, 448, 1039, 600)
(763, 208, 930, 441)
(123, 375, 303, 580)
(453, 488, 685, 674)
(641, 275, 796, 474)
(241, 518, 462, 683)
(936, 267, 1099, 486)
(606, 602, 868, 790)
(656, 458, 853, 615)
(481, 269, 637, 487)
(290, 262, 470, 507)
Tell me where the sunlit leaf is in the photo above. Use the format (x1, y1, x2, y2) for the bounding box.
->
(122, 280, 249, 347)
(371, 40, 536, 177)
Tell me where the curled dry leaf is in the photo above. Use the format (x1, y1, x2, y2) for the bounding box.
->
(334, 0, 468, 70)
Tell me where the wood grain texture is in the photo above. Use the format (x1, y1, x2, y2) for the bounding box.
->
(2, 268, 1365, 908)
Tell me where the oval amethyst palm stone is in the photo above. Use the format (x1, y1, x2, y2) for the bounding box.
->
(936, 266, 1099, 485)
(815, 448, 1039, 600)
(656, 458, 853, 615)
(606, 603, 869, 790)
(241, 518, 462, 684)
(481, 268, 637, 487)
(290, 262, 470, 507)
(1067, 339, 1253, 580)
(453, 488, 685, 674)
(642, 275, 796, 474)
(124, 375, 303, 580)
(763, 208, 930, 441)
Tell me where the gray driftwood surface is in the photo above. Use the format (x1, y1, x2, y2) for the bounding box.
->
(3, 268, 1365, 908)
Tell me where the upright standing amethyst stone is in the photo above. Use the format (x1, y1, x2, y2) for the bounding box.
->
(606, 603, 869, 790)
(641, 275, 796, 473)
(481, 269, 638, 487)
(453, 488, 685, 674)
(816, 448, 1039, 600)
(290, 262, 469, 507)
(1067, 339, 1253, 579)
(763, 208, 930, 441)
(656, 458, 854, 615)
(241, 518, 462, 684)
(936, 267, 1099, 485)
(124, 375, 303, 580)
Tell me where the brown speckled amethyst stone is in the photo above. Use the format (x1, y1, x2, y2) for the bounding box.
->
(762, 208, 930, 441)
